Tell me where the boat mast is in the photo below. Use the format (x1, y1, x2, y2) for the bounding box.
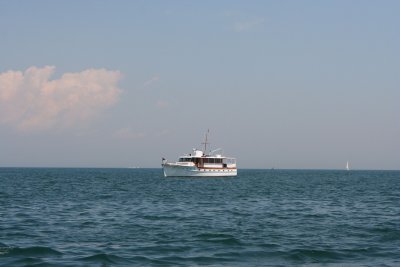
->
(201, 129, 210, 155)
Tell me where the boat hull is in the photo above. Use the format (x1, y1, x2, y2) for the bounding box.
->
(162, 164, 237, 177)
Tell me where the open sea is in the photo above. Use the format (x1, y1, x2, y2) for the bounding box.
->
(0, 168, 399, 266)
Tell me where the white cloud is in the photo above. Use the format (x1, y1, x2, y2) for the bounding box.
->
(142, 75, 160, 88)
(0, 66, 122, 131)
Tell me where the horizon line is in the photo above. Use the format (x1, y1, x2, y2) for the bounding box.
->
(0, 166, 399, 171)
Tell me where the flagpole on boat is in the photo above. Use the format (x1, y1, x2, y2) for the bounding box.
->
(202, 129, 210, 156)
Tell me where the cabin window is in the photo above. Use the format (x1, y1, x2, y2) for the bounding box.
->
(226, 158, 236, 164)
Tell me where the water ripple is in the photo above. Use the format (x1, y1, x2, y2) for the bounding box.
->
(79, 253, 131, 265)
(0, 168, 399, 266)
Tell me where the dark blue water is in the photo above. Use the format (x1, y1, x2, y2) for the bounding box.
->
(0, 168, 399, 266)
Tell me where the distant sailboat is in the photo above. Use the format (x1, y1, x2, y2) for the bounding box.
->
(346, 161, 350, 171)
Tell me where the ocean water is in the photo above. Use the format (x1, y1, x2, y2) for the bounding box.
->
(0, 168, 399, 267)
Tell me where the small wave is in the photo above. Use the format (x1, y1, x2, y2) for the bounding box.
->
(370, 225, 397, 233)
(80, 253, 131, 264)
(195, 232, 243, 245)
(0, 246, 64, 267)
(371, 226, 400, 241)
(132, 244, 191, 254)
(259, 243, 280, 249)
(14, 212, 32, 219)
(0, 246, 11, 256)
(99, 194, 113, 199)
(159, 255, 232, 265)
(5, 246, 63, 257)
(286, 248, 342, 262)
(195, 232, 234, 239)
(80, 221, 97, 227)
(338, 246, 399, 259)
(2, 257, 44, 267)
(216, 250, 283, 257)
(128, 255, 177, 265)
(0, 192, 10, 200)
(143, 215, 178, 221)
(4, 231, 39, 239)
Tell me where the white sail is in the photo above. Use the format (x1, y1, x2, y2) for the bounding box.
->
(346, 161, 350, 171)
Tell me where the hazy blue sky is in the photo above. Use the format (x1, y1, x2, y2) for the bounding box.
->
(1, 1, 399, 169)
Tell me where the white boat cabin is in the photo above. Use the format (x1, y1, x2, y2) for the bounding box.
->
(177, 149, 236, 169)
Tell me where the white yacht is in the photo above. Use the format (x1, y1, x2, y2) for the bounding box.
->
(161, 132, 237, 177)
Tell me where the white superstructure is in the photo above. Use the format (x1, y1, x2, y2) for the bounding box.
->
(161, 132, 237, 177)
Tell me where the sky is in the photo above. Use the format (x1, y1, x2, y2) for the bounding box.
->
(0, 0, 399, 170)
